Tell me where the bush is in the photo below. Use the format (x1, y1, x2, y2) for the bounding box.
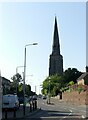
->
(77, 84, 83, 94)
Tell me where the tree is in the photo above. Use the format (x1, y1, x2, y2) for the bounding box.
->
(11, 73, 22, 94)
(63, 68, 82, 84)
(10, 73, 34, 96)
(11, 73, 22, 83)
(16, 83, 31, 97)
(25, 84, 31, 96)
(42, 74, 63, 96)
(42, 68, 83, 96)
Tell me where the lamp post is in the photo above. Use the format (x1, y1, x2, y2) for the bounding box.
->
(16, 66, 24, 74)
(23, 43, 38, 116)
(16, 66, 24, 95)
(48, 77, 51, 104)
(0, 70, 2, 120)
(48, 80, 50, 104)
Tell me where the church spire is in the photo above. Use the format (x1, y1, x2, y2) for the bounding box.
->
(52, 16, 60, 55)
(49, 16, 63, 76)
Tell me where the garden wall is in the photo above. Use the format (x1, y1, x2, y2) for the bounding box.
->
(62, 90, 88, 105)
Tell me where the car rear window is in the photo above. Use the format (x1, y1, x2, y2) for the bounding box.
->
(3, 95, 16, 102)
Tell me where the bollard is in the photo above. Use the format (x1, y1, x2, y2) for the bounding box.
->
(5, 109, 7, 119)
(33, 101, 35, 111)
(30, 102, 32, 112)
(34, 101, 36, 110)
(13, 108, 16, 118)
(35, 100, 37, 109)
(34, 101, 35, 110)
(23, 105, 25, 116)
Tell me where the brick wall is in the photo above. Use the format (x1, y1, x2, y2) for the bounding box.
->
(62, 90, 88, 105)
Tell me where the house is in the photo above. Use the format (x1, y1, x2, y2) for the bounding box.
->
(2, 77, 11, 94)
(77, 72, 88, 85)
(77, 66, 88, 85)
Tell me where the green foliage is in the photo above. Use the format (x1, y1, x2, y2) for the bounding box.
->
(41, 68, 83, 96)
(10, 73, 32, 96)
(42, 74, 63, 96)
(68, 81, 74, 86)
(63, 68, 82, 84)
(11, 73, 22, 84)
(17, 83, 31, 97)
(77, 84, 83, 94)
(25, 84, 31, 96)
(60, 86, 69, 92)
(18, 83, 23, 92)
(10, 73, 22, 94)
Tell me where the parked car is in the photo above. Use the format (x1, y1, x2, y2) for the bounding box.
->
(2, 94, 19, 110)
(42, 95, 47, 99)
(32, 95, 37, 100)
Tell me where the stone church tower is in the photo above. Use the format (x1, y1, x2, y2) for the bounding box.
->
(49, 17, 63, 76)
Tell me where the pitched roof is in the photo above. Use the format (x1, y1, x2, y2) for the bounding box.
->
(77, 72, 88, 81)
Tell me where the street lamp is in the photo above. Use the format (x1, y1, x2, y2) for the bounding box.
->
(16, 66, 24, 74)
(49, 80, 51, 104)
(16, 66, 24, 95)
(48, 77, 51, 104)
(23, 43, 38, 115)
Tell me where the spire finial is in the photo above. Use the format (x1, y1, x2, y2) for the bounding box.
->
(54, 13, 56, 17)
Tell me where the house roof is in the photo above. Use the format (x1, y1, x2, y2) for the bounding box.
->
(77, 72, 88, 81)
(2, 77, 11, 83)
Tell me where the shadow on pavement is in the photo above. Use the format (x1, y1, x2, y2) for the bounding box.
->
(25, 108, 84, 119)
(1, 108, 86, 120)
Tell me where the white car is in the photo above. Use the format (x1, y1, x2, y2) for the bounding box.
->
(2, 94, 19, 110)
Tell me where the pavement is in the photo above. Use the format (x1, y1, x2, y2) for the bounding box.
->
(2, 109, 40, 120)
(2, 102, 40, 120)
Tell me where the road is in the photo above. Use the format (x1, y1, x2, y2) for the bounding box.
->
(27, 97, 87, 119)
(2, 97, 87, 119)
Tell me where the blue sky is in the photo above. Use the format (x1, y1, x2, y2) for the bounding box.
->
(0, 2, 86, 94)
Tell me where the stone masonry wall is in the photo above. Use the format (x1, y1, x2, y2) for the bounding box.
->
(62, 91, 88, 105)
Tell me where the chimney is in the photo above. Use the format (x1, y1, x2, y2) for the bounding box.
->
(86, 66, 88, 72)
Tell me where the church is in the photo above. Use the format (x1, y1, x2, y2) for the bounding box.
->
(49, 17, 63, 76)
